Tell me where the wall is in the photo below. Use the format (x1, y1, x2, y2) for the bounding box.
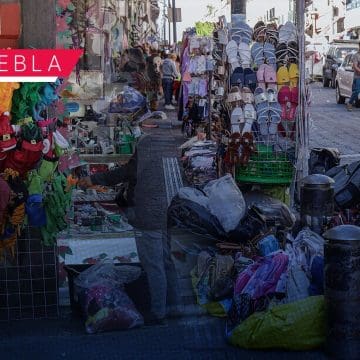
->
(21, 0, 56, 48)
(247, 0, 294, 27)
(345, 0, 360, 32)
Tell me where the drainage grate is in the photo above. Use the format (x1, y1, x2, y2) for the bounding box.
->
(163, 157, 183, 206)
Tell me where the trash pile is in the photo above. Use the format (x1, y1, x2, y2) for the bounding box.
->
(168, 175, 327, 350)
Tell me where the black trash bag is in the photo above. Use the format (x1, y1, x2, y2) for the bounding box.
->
(253, 202, 296, 229)
(210, 273, 235, 301)
(227, 206, 267, 243)
(167, 196, 227, 239)
(309, 148, 340, 175)
(331, 161, 360, 209)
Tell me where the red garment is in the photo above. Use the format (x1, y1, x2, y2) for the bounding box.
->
(0, 177, 11, 225)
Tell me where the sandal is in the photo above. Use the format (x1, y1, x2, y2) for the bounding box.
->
(227, 86, 242, 104)
(266, 23, 279, 46)
(267, 89, 282, 135)
(231, 107, 245, 133)
(244, 68, 257, 92)
(288, 86, 298, 121)
(239, 42, 251, 68)
(231, 67, 245, 87)
(254, 87, 269, 135)
(243, 104, 256, 134)
(279, 21, 297, 44)
(263, 64, 277, 89)
(257, 64, 266, 90)
(226, 40, 239, 64)
(231, 22, 253, 45)
(289, 63, 299, 88)
(288, 41, 299, 64)
(241, 87, 255, 104)
(275, 42, 288, 65)
(263, 42, 276, 65)
(277, 65, 290, 91)
(251, 42, 265, 67)
(253, 21, 266, 42)
(278, 85, 291, 120)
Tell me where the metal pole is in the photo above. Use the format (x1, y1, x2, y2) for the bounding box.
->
(172, 0, 177, 44)
(231, 0, 247, 22)
(231, 0, 246, 15)
(168, 0, 171, 46)
(163, 1, 167, 44)
(295, 0, 309, 184)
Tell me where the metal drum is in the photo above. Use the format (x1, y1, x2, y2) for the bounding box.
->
(323, 225, 360, 359)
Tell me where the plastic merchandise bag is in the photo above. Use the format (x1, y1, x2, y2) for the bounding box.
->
(167, 196, 226, 239)
(203, 175, 246, 233)
(178, 187, 209, 209)
(109, 86, 146, 113)
(258, 235, 280, 256)
(293, 227, 324, 272)
(252, 202, 295, 229)
(228, 296, 325, 350)
(75, 263, 144, 334)
(285, 264, 310, 304)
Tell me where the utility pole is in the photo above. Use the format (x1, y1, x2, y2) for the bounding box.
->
(295, 0, 309, 179)
(172, 0, 177, 44)
(231, 0, 247, 22)
(167, 0, 171, 46)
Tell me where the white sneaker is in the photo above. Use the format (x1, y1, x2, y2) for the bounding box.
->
(165, 104, 175, 110)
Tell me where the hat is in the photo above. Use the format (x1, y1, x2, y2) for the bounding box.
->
(0, 112, 17, 153)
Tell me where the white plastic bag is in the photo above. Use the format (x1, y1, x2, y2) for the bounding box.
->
(203, 175, 246, 233)
(293, 228, 324, 272)
(178, 187, 209, 209)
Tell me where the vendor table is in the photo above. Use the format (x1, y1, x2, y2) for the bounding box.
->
(79, 153, 133, 165)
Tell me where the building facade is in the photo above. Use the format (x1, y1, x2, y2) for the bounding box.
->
(344, 0, 360, 38)
(247, 0, 295, 27)
(305, 0, 345, 42)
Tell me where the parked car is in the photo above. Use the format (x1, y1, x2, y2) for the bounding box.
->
(323, 41, 358, 88)
(335, 53, 360, 106)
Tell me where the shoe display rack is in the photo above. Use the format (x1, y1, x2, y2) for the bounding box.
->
(211, 20, 300, 186)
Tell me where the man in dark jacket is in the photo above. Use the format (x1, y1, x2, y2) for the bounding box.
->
(78, 142, 180, 324)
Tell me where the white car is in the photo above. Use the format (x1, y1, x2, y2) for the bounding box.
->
(335, 53, 359, 105)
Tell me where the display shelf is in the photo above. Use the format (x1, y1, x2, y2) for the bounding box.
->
(79, 153, 133, 164)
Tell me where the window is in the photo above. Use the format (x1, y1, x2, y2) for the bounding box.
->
(269, 7, 275, 20)
(337, 18, 344, 33)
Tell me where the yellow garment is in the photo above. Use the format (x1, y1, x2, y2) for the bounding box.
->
(289, 63, 299, 88)
(0, 82, 20, 114)
(277, 65, 290, 91)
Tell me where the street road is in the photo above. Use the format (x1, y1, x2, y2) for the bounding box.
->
(310, 82, 360, 161)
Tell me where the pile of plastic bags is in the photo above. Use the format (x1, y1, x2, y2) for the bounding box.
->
(75, 263, 144, 334)
(189, 227, 326, 350)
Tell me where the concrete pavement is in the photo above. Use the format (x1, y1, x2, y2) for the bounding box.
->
(310, 82, 360, 162)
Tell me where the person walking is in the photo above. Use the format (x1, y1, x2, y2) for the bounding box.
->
(347, 43, 360, 111)
(161, 52, 180, 110)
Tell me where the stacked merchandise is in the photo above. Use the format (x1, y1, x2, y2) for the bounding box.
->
(218, 21, 299, 186)
(66, 86, 143, 157)
(180, 33, 214, 137)
(181, 140, 218, 187)
(179, 18, 230, 187)
(0, 81, 72, 256)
